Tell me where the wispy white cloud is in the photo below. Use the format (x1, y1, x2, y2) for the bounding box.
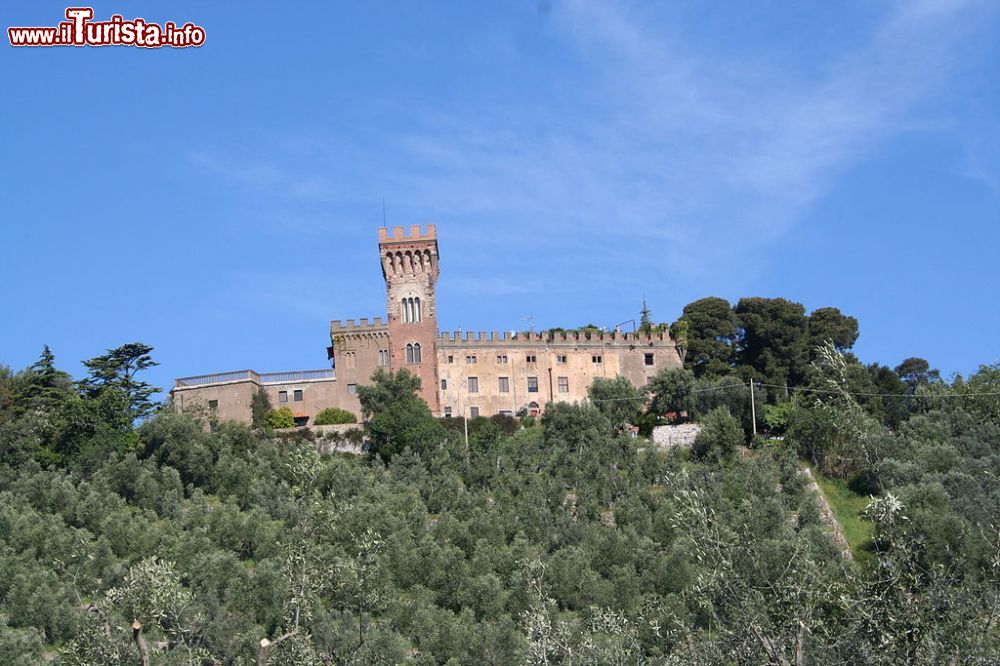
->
(187, 0, 997, 292)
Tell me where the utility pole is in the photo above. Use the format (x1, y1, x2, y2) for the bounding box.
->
(749, 379, 757, 439)
(463, 408, 469, 463)
(460, 383, 470, 464)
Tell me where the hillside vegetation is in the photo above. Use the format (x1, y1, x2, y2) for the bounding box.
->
(0, 299, 998, 664)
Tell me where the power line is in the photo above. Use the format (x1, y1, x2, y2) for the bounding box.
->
(694, 383, 745, 393)
(588, 381, 1000, 402)
(754, 381, 1000, 399)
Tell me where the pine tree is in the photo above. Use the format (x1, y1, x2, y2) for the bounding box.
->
(639, 300, 653, 334)
(21, 345, 73, 412)
(79, 342, 160, 421)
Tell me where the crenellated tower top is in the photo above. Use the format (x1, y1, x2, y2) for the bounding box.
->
(378, 224, 437, 244)
(378, 225, 440, 412)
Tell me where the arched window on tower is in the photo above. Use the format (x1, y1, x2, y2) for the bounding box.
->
(401, 296, 422, 324)
(405, 343, 422, 364)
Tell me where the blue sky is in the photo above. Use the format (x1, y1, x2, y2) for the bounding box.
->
(2, 0, 999, 394)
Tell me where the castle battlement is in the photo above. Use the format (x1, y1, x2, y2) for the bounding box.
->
(437, 329, 676, 347)
(330, 317, 388, 332)
(378, 224, 437, 244)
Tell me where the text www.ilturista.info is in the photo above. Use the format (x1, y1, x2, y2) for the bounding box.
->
(8, 7, 205, 48)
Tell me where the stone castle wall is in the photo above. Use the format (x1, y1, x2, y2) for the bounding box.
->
(171, 371, 344, 426)
(436, 332, 681, 417)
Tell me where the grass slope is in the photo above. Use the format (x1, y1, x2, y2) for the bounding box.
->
(813, 470, 874, 559)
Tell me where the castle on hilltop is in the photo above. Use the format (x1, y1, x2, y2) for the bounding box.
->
(171, 226, 684, 425)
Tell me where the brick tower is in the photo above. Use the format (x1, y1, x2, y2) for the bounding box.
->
(379, 225, 441, 413)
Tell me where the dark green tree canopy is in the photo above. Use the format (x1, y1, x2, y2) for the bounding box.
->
(587, 376, 645, 430)
(677, 297, 738, 377)
(357, 368, 445, 460)
(734, 297, 809, 388)
(895, 357, 940, 388)
(19, 346, 74, 413)
(808, 307, 859, 353)
(639, 300, 654, 334)
(647, 367, 696, 419)
(78, 342, 160, 421)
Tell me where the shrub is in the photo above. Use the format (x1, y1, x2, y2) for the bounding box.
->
(764, 400, 795, 435)
(250, 388, 272, 428)
(266, 407, 295, 429)
(489, 413, 519, 435)
(314, 407, 357, 425)
(692, 406, 742, 461)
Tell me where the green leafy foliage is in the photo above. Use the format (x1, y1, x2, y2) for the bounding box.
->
(78, 342, 160, 421)
(267, 406, 296, 429)
(0, 335, 996, 664)
(691, 376, 763, 437)
(357, 368, 445, 460)
(691, 406, 743, 460)
(587, 376, 645, 430)
(647, 367, 695, 420)
(313, 407, 357, 425)
(734, 296, 810, 390)
(676, 296, 738, 377)
(251, 387, 273, 428)
(808, 306, 859, 354)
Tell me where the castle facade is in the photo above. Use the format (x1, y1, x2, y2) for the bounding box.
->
(171, 226, 684, 424)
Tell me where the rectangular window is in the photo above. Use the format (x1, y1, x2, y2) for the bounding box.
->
(646, 376, 654, 386)
(592, 355, 603, 364)
(447, 355, 454, 363)
(498, 376, 509, 393)
(556, 355, 567, 364)
(293, 389, 303, 402)
(499, 410, 513, 417)
(279, 391, 288, 403)
(527, 376, 538, 393)
(470, 406, 480, 418)
(558, 376, 569, 393)
(644, 352, 655, 366)
(468, 377, 479, 393)
(208, 399, 218, 409)
(347, 384, 357, 394)
(466, 355, 477, 364)
(444, 407, 452, 418)
(525, 354, 537, 363)
(496, 354, 508, 363)
(378, 350, 389, 367)
(440, 379, 448, 390)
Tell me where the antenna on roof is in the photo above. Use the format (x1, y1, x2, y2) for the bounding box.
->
(522, 314, 535, 334)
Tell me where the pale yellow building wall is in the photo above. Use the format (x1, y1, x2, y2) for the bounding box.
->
(262, 379, 344, 421)
(171, 379, 258, 425)
(330, 317, 391, 415)
(436, 331, 682, 418)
